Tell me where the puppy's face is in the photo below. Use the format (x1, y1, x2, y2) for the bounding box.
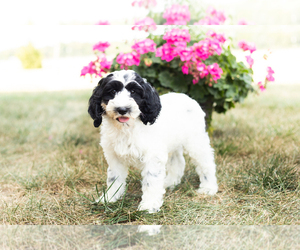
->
(102, 75, 144, 125)
(88, 70, 161, 127)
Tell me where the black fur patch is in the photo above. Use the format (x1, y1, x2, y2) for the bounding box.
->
(131, 73, 161, 125)
(88, 71, 161, 127)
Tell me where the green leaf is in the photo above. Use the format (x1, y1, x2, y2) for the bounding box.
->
(170, 60, 179, 68)
(157, 70, 189, 93)
(225, 85, 238, 98)
(241, 73, 253, 85)
(143, 68, 157, 78)
(150, 55, 162, 64)
(189, 83, 208, 102)
(158, 70, 173, 89)
(228, 54, 238, 68)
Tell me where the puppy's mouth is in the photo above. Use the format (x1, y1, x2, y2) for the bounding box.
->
(117, 116, 130, 123)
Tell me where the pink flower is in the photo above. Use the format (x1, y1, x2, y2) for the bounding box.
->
(132, 39, 156, 54)
(194, 7, 226, 25)
(81, 55, 112, 77)
(182, 62, 189, 74)
(81, 61, 98, 76)
(193, 78, 199, 84)
(163, 28, 191, 44)
(179, 47, 193, 62)
(266, 66, 275, 81)
(245, 55, 254, 68)
(207, 63, 223, 81)
(132, 17, 157, 32)
(155, 43, 177, 62)
(99, 56, 112, 70)
(267, 66, 275, 74)
(258, 81, 266, 92)
(163, 4, 191, 25)
(132, 0, 157, 8)
(197, 62, 209, 79)
(95, 20, 110, 25)
(116, 51, 140, 69)
(93, 41, 110, 52)
(238, 40, 256, 53)
(238, 19, 250, 25)
(206, 30, 226, 44)
(192, 38, 222, 61)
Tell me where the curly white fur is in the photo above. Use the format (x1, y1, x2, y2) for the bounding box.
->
(90, 70, 218, 213)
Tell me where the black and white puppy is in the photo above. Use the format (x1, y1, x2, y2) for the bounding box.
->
(88, 70, 218, 213)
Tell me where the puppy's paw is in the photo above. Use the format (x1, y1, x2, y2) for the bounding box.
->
(138, 201, 161, 213)
(197, 186, 218, 195)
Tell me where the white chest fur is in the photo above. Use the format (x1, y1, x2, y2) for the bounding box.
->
(100, 118, 145, 165)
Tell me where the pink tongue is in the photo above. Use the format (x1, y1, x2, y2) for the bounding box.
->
(118, 117, 130, 123)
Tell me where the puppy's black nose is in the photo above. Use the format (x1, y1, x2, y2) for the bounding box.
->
(116, 107, 130, 115)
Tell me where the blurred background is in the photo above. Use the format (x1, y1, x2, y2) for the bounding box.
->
(1, 0, 300, 92)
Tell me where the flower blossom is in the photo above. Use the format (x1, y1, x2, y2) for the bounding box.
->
(81, 61, 98, 77)
(192, 38, 222, 61)
(237, 19, 254, 25)
(93, 41, 110, 52)
(245, 55, 254, 68)
(194, 7, 226, 25)
(132, 17, 157, 32)
(155, 43, 177, 62)
(206, 30, 226, 44)
(179, 47, 193, 62)
(197, 62, 209, 79)
(238, 40, 256, 53)
(185, 61, 223, 85)
(156, 28, 224, 85)
(156, 28, 193, 62)
(132, 0, 157, 8)
(266, 66, 275, 81)
(132, 39, 156, 54)
(257, 81, 266, 92)
(163, 4, 191, 25)
(95, 20, 110, 25)
(182, 62, 189, 74)
(81, 55, 112, 77)
(207, 63, 223, 81)
(163, 28, 191, 44)
(116, 51, 140, 69)
(99, 56, 112, 70)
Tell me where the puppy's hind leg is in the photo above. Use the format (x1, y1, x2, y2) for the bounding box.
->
(185, 133, 218, 195)
(164, 147, 185, 189)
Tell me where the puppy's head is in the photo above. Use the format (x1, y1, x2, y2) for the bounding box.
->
(88, 70, 161, 127)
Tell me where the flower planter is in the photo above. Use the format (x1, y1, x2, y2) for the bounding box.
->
(198, 96, 214, 130)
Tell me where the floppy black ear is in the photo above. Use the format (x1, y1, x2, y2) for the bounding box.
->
(88, 78, 105, 128)
(139, 81, 161, 125)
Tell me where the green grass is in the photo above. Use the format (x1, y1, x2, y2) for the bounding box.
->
(0, 85, 299, 225)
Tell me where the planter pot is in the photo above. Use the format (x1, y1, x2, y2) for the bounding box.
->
(198, 96, 214, 130)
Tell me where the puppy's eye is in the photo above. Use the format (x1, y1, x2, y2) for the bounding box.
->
(110, 90, 117, 94)
(130, 90, 135, 94)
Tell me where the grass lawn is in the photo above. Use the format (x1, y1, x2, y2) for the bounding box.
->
(0, 85, 299, 225)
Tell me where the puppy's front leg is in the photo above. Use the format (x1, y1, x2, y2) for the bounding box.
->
(139, 158, 166, 213)
(99, 152, 128, 203)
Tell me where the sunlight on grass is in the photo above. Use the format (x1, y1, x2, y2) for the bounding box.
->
(0, 85, 299, 225)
